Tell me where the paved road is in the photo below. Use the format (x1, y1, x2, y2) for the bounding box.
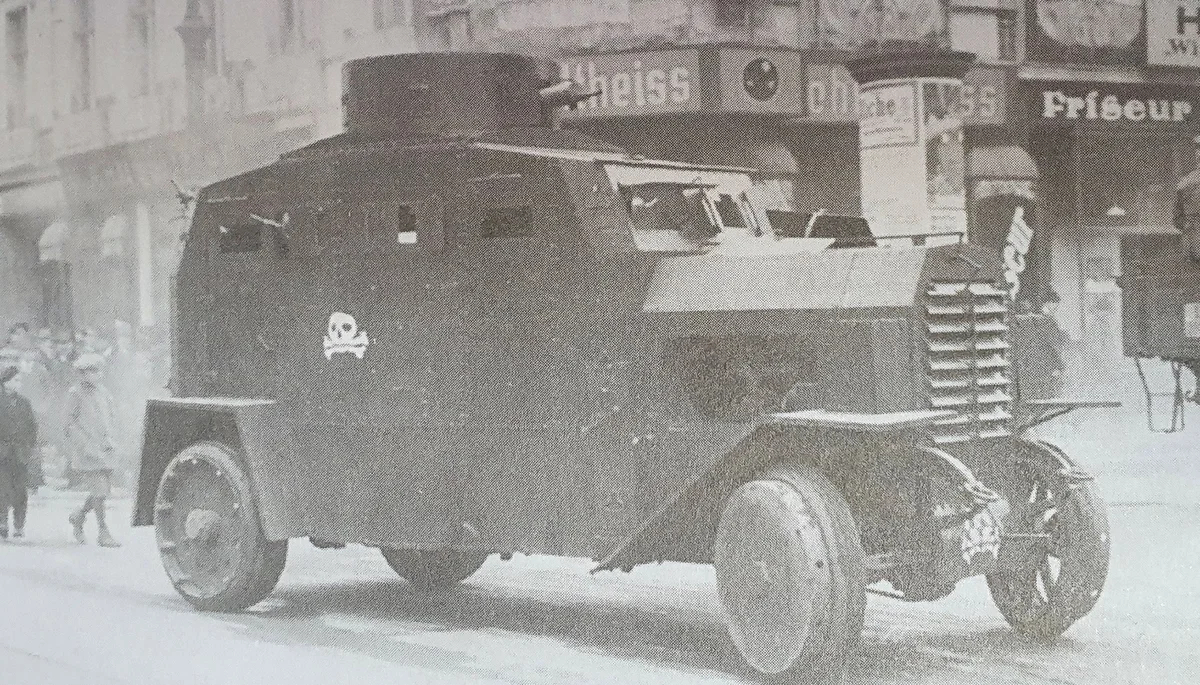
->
(1, 419, 1196, 685)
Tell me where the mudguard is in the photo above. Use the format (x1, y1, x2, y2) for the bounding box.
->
(593, 409, 959, 572)
(131, 397, 302, 540)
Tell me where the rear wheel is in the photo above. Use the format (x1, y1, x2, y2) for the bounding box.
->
(714, 462, 866, 682)
(380, 548, 489, 591)
(153, 441, 287, 611)
(987, 441, 1109, 640)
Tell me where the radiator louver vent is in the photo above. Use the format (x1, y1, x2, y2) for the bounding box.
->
(924, 281, 1013, 444)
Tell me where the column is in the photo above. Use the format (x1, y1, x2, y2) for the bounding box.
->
(846, 50, 976, 243)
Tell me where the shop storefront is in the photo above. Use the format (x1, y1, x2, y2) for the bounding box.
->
(1023, 80, 1200, 381)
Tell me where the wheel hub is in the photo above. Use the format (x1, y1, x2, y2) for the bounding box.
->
(184, 508, 221, 545)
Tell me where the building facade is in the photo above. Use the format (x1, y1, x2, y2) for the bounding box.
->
(0, 0, 430, 340)
(1, 0, 1196, 393)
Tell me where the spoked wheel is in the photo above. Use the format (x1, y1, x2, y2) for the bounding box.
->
(380, 548, 489, 591)
(154, 441, 287, 611)
(714, 462, 866, 682)
(987, 441, 1109, 640)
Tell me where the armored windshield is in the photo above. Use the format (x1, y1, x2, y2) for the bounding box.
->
(604, 163, 773, 252)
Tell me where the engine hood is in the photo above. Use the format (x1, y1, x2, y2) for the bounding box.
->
(642, 242, 1001, 314)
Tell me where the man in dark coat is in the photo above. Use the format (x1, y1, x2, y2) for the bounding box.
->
(0, 365, 38, 540)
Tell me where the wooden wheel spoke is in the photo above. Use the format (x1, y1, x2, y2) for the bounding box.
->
(987, 441, 1110, 641)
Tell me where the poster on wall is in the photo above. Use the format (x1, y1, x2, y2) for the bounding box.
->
(1149, 0, 1200, 67)
(1025, 0, 1146, 65)
(859, 82, 918, 148)
(858, 81, 926, 236)
(857, 78, 970, 240)
(922, 81, 967, 237)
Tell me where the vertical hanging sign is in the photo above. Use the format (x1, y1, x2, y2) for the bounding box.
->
(1003, 205, 1034, 300)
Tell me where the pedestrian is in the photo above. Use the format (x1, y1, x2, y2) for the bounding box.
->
(0, 365, 38, 541)
(64, 353, 121, 547)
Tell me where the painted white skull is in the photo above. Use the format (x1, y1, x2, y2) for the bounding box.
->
(323, 311, 370, 359)
(328, 311, 357, 343)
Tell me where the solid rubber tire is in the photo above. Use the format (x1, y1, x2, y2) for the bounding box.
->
(986, 443, 1109, 640)
(380, 547, 489, 591)
(155, 441, 288, 612)
(714, 462, 867, 682)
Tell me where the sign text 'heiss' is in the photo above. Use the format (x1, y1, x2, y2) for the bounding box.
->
(560, 51, 696, 117)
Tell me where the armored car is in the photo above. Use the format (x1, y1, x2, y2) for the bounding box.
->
(134, 53, 1110, 681)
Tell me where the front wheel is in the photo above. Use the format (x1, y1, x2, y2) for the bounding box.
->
(153, 441, 287, 612)
(380, 548, 489, 591)
(714, 462, 866, 682)
(987, 441, 1110, 640)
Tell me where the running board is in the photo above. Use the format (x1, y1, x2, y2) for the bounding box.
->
(769, 409, 958, 433)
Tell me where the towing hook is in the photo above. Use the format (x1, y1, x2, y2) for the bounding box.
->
(961, 479, 1001, 505)
(915, 446, 1000, 507)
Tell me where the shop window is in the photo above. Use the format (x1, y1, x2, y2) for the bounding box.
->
(480, 206, 532, 239)
(38, 222, 73, 332)
(218, 224, 264, 253)
(950, 0, 1018, 62)
(1078, 136, 1182, 230)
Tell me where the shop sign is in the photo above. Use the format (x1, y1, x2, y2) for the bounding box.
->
(717, 48, 806, 115)
(805, 64, 1009, 127)
(1004, 205, 1034, 301)
(1149, 1, 1200, 67)
(1034, 84, 1199, 126)
(559, 50, 700, 118)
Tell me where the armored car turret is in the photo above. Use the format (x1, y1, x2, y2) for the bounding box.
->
(134, 53, 1111, 682)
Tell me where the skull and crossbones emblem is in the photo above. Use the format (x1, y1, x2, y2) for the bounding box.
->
(323, 312, 370, 359)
